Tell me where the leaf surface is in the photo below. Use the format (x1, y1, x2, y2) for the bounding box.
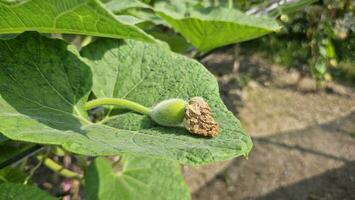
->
(104, 0, 151, 13)
(0, 183, 56, 200)
(82, 38, 252, 164)
(268, 0, 318, 17)
(0, 167, 28, 184)
(155, 4, 281, 51)
(85, 156, 190, 200)
(0, 32, 252, 165)
(0, 0, 154, 42)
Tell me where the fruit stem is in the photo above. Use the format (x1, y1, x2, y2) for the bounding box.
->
(85, 98, 151, 115)
(37, 155, 82, 179)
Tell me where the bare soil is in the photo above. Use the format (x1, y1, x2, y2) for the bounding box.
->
(186, 48, 355, 200)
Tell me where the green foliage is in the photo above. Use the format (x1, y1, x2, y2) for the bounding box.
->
(85, 156, 190, 200)
(148, 31, 191, 53)
(0, 167, 28, 184)
(155, 3, 280, 51)
(81, 37, 253, 164)
(0, 183, 56, 200)
(0, 0, 154, 42)
(104, 0, 151, 13)
(268, 0, 318, 17)
(0, 32, 252, 165)
(242, 0, 354, 85)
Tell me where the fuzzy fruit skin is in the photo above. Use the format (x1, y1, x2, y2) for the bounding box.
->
(149, 99, 187, 127)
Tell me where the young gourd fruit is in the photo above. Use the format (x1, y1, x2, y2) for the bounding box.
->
(86, 97, 219, 137)
(149, 97, 219, 137)
(149, 99, 187, 127)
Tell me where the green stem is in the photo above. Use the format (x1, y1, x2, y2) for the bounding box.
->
(85, 98, 151, 115)
(37, 155, 82, 179)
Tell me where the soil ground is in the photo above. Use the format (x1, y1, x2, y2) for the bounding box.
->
(185, 48, 355, 200)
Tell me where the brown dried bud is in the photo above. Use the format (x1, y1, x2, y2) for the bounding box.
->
(183, 97, 219, 137)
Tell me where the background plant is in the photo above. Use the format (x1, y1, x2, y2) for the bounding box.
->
(242, 0, 354, 87)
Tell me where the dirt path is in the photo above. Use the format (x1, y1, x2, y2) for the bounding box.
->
(186, 51, 355, 200)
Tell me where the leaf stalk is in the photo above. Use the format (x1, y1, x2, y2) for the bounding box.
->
(37, 155, 82, 179)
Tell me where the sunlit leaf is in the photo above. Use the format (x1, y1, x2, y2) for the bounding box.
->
(155, 4, 280, 51)
(0, 0, 154, 42)
(85, 156, 190, 200)
(0, 32, 252, 165)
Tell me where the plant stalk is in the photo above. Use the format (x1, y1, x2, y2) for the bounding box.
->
(37, 155, 82, 179)
(85, 98, 151, 115)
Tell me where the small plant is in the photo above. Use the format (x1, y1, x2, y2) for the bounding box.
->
(0, 0, 290, 199)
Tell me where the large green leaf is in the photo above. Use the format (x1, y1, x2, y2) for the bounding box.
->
(0, 0, 154, 42)
(0, 183, 56, 200)
(85, 156, 190, 200)
(0, 32, 252, 165)
(155, 4, 281, 51)
(82, 38, 252, 164)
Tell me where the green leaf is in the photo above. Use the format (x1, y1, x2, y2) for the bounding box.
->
(124, 9, 168, 26)
(104, 0, 167, 27)
(0, 0, 154, 42)
(104, 0, 151, 13)
(0, 183, 56, 200)
(148, 31, 192, 53)
(268, 0, 318, 17)
(155, 5, 281, 51)
(0, 141, 36, 165)
(114, 15, 145, 25)
(0, 32, 252, 165)
(85, 156, 190, 200)
(0, 167, 28, 184)
(82, 38, 252, 164)
(314, 58, 327, 75)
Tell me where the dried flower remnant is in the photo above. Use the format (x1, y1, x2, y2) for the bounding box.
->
(184, 97, 219, 137)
